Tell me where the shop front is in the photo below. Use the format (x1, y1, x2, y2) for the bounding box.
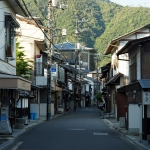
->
(0, 73, 31, 132)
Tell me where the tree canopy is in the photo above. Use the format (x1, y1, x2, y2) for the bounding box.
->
(16, 41, 33, 79)
(21, 0, 150, 66)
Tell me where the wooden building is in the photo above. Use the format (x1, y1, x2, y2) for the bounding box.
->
(117, 36, 150, 142)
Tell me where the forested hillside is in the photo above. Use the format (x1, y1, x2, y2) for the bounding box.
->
(21, 0, 150, 66)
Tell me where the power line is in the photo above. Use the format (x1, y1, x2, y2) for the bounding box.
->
(21, 0, 79, 76)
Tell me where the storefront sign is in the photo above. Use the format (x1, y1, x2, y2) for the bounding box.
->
(36, 62, 43, 75)
(51, 67, 56, 76)
(143, 92, 150, 104)
(18, 79, 31, 91)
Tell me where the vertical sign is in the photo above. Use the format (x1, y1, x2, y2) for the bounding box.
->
(51, 67, 56, 76)
(143, 92, 150, 104)
(36, 54, 43, 75)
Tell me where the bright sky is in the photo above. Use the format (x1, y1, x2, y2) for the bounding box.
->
(110, 0, 150, 7)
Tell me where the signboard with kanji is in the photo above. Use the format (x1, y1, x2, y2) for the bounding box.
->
(143, 92, 150, 104)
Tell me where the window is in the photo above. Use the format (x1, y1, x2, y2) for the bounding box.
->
(5, 13, 19, 58)
(130, 54, 137, 82)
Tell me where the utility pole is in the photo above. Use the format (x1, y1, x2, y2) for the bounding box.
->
(47, 0, 53, 121)
(47, 0, 66, 120)
(74, 19, 78, 111)
(79, 53, 82, 108)
(96, 55, 99, 94)
(74, 18, 88, 111)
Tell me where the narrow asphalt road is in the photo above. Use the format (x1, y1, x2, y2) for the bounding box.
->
(6, 107, 139, 150)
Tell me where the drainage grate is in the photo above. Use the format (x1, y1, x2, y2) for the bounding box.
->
(93, 133, 108, 135)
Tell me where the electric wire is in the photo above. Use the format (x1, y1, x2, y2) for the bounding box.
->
(22, 0, 97, 77)
(21, 0, 78, 74)
(0, 1, 97, 76)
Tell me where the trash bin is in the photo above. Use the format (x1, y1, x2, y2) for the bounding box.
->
(30, 113, 33, 120)
(33, 113, 37, 120)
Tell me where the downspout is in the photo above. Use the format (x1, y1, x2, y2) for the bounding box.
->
(139, 43, 144, 141)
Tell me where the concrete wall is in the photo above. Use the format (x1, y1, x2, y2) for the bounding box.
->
(39, 103, 46, 116)
(128, 104, 140, 134)
(30, 103, 39, 118)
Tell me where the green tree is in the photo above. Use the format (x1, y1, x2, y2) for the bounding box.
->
(95, 92, 103, 103)
(16, 41, 33, 79)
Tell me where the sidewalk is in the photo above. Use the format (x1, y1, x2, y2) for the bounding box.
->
(103, 113, 150, 150)
(0, 113, 64, 150)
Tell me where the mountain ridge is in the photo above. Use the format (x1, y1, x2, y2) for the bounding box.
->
(21, 0, 150, 66)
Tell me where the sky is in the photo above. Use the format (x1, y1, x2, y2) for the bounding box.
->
(110, 0, 150, 7)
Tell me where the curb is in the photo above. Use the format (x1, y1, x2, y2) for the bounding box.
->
(1, 122, 43, 150)
(1, 113, 64, 150)
(104, 119, 148, 150)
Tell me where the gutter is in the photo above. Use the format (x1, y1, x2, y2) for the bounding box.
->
(15, 0, 28, 17)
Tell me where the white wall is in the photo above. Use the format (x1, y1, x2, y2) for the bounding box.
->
(128, 104, 140, 134)
(30, 104, 39, 118)
(16, 16, 46, 85)
(39, 103, 46, 116)
(36, 76, 47, 85)
(0, 2, 17, 73)
(0, 59, 16, 74)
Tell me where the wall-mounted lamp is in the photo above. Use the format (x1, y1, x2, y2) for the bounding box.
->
(133, 90, 136, 100)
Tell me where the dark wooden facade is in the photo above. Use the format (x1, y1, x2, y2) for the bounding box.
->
(141, 42, 150, 79)
(117, 36, 150, 141)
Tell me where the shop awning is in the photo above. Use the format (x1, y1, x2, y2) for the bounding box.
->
(0, 73, 31, 91)
(117, 79, 150, 93)
(138, 79, 150, 89)
(31, 84, 42, 90)
(105, 73, 123, 86)
(117, 81, 141, 93)
(19, 91, 35, 98)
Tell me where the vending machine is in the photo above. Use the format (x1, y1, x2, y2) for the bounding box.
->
(0, 107, 12, 134)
